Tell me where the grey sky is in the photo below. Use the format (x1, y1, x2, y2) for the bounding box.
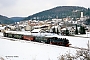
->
(0, 0, 90, 17)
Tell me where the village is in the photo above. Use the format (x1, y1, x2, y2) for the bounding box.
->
(0, 12, 90, 37)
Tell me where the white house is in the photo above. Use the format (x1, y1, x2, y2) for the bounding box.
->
(69, 27, 75, 35)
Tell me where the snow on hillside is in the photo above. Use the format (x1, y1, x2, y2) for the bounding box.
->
(0, 32, 90, 60)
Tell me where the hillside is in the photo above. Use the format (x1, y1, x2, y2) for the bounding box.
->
(24, 6, 89, 21)
(0, 6, 90, 24)
(0, 15, 14, 24)
(10, 17, 25, 22)
(0, 15, 25, 24)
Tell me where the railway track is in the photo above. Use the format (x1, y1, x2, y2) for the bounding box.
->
(0, 36, 88, 50)
(69, 46, 88, 50)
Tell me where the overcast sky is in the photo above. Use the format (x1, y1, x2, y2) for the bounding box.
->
(0, 0, 90, 18)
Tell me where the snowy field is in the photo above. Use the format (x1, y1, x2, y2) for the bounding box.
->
(57, 35, 90, 49)
(0, 32, 90, 60)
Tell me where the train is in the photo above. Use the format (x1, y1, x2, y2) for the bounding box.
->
(3, 30, 70, 47)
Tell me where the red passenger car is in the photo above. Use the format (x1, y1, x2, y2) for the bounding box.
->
(23, 35, 35, 41)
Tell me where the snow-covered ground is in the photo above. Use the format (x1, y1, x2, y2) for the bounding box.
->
(58, 36, 90, 49)
(0, 32, 90, 60)
(46, 35, 90, 49)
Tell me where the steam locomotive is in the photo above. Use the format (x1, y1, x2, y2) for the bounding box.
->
(3, 30, 70, 47)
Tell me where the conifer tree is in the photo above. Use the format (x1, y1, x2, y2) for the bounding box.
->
(52, 27, 56, 33)
(66, 29, 69, 36)
(79, 25, 86, 34)
(75, 24, 78, 34)
(56, 28, 59, 34)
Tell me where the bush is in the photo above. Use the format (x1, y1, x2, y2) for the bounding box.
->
(58, 49, 90, 60)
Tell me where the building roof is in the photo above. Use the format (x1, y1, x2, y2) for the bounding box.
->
(31, 29, 45, 33)
(0, 27, 5, 30)
(61, 28, 66, 30)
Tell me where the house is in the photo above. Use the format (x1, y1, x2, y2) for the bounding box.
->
(0, 26, 5, 32)
(61, 27, 76, 35)
(31, 29, 55, 36)
(25, 24, 32, 31)
(61, 28, 66, 35)
(69, 27, 75, 35)
(31, 29, 46, 33)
